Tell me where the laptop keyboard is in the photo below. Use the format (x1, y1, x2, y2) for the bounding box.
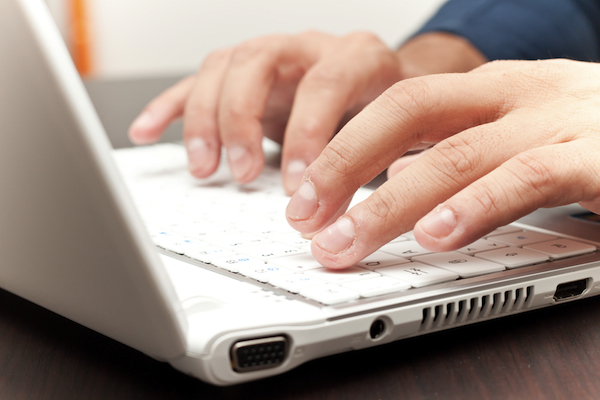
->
(114, 144, 598, 306)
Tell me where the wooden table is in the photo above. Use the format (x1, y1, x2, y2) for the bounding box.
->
(2, 284, 600, 400)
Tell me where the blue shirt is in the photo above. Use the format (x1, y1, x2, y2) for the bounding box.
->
(415, 0, 600, 62)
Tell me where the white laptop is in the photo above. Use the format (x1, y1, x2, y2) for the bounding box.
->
(2, 0, 600, 386)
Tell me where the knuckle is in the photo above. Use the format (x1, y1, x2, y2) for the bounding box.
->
(303, 65, 348, 90)
(386, 78, 434, 105)
(231, 36, 283, 64)
(219, 99, 252, 125)
(183, 108, 217, 138)
(364, 187, 402, 227)
(316, 139, 362, 185)
(298, 30, 326, 40)
(379, 79, 436, 136)
(507, 152, 555, 204)
(469, 180, 506, 217)
(429, 135, 481, 180)
(295, 120, 328, 142)
(343, 31, 383, 47)
(496, 62, 564, 100)
(471, 59, 513, 73)
(342, 32, 394, 67)
(200, 49, 231, 71)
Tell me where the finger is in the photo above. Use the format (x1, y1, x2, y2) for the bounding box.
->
(183, 49, 232, 178)
(386, 151, 427, 178)
(128, 76, 196, 145)
(281, 32, 401, 195)
(308, 98, 590, 268)
(286, 72, 509, 235)
(218, 35, 320, 183)
(414, 140, 600, 251)
(298, 197, 353, 240)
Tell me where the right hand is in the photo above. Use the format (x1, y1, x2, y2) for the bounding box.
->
(128, 31, 404, 194)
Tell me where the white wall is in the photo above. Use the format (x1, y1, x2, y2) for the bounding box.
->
(47, 0, 447, 78)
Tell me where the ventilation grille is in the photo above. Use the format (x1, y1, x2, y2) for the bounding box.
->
(420, 286, 534, 331)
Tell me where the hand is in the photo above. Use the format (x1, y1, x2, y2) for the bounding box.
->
(285, 59, 600, 268)
(128, 31, 486, 195)
(128, 31, 404, 194)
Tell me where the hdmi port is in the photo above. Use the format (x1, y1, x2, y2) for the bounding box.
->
(554, 279, 589, 301)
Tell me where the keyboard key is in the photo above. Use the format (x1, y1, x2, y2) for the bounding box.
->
(456, 239, 508, 255)
(211, 256, 264, 272)
(274, 232, 312, 248)
(487, 231, 558, 247)
(238, 264, 294, 283)
(377, 262, 459, 287)
(239, 243, 305, 260)
(355, 251, 410, 270)
(475, 247, 549, 269)
(237, 221, 292, 236)
(306, 267, 379, 284)
(173, 221, 237, 238)
(413, 252, 505, 278)
(401, 231, 416, 240)
(153, 232, 208, 255)
(268, 253, 325, 272)
(300, 284, 360, 305)
(185, 247, 237, 263)
(484, 225, 524, 237)
(524, 239, 597, 259)
(208, 208, 268, 226)
(343, 277, 410, 298)
(380, 241, 433, 259)
(151, 229, 177, 242)
(205, 233, 271, 249)
(270, 274, 326, 293)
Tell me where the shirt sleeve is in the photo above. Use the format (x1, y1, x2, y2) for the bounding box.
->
(413, 0, 600, 62)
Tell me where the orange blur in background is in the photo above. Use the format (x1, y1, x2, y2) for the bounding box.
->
(69, 0, 93, 76)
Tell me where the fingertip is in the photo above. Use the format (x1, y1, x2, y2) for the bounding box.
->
(414, 205, 458, 252)
(226, 146, 265, 183)
(186, 137, 219, 178)
(309, 217, 358, 269)
(227, 146, 252, 182)
(129, 111, 160, 145)
(283, 159, 308, 195)
(285, 180, 319, 221)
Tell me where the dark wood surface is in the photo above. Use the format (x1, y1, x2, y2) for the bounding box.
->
(2, 285, 600, 400)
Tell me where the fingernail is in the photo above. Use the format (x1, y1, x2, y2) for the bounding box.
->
(227, 146, 253, 181)
(284, 159, 307, 193)
(286, 180, 318, 221)
(418, 206, 456, 239)
(129, 111, 156, 144)
(314, 217, 355, 254)
(187, 137, 210, 174)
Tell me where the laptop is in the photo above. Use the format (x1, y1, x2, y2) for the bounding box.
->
(2, 0, 600, 386)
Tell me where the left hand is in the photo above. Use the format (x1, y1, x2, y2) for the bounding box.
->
(285, 59, 600, 268)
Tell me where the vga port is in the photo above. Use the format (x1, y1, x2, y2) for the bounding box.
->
(230, 336, 288, 373)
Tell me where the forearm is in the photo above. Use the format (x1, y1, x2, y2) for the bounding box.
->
(412, 0, 600, 62)
(396, 32, 487, 79)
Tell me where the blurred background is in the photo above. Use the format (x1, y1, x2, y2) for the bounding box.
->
(41, 0, 446, 147)
(44, 0, 446, 79)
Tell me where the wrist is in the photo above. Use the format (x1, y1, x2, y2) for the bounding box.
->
(396, 32, 487, 79)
